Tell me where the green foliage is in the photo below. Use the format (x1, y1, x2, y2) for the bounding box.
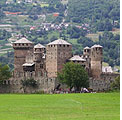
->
(0, 30, 11, 41)
(0, 63, 11, 84)
(58, 62, 89, 91)
(0, 52, 14, 71)
(111, 76, 120, 91)
(21, 78, 38, 88)
(77, 36, 94, 47)
(67, 26, 87, 38)
(98, 31, 120, 66)
(97, 19, 112, 31)
(68, 0, 120, 31)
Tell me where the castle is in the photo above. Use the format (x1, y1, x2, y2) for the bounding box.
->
(0, 37, 119, 93)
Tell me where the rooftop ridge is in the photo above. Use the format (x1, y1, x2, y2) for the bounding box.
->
(47, 39, 71, 45)
(14, 37, 33, 44)
(69, 55, 86, 61)
(34, 43, 45, 48)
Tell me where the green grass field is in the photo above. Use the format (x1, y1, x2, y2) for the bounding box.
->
(0, 93, 119, 120)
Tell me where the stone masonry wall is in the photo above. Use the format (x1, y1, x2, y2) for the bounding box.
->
(89, 73, 119, 91)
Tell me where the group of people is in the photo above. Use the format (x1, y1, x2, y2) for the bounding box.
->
(52, 87, 94, 94)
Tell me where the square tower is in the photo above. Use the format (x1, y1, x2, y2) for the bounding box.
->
(13, 37, 34, 77)
(46, 39, 72, 78)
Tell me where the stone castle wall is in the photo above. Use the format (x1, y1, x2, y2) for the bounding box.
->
(0, 72, 119, 93)
(0, 76, 56, 93)
(89, 73, 119, 91)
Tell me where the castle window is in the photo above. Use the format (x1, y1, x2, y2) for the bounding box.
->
(26, 44, 28, 46)
(63, 45, 65, 47)
(51, 45, 52, 47)
(8, 80, 10, 85)
(54, 45, 55, 47)
(22, 43, 24, 46)
(67, 45, 69, 47)
(15, 44, 17, 46)
(30, 72, 32, 77)
(19, 44, 21, 46)
(40, 64, 43, 69)
(60, 45, 61, 47)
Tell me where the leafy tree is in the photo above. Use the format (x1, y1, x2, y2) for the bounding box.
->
(21, 78, 38, 88)
(0, 64, 11, 84)
(111, 76, 120, 91)
(58, 62, 89, 91)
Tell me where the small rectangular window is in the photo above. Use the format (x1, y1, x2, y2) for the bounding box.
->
(40, 64, 43, 69)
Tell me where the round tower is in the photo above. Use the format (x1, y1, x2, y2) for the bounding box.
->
(13, 37, 34, 77)
(90, 45, 103, 78)
(34, 43, 46, 76)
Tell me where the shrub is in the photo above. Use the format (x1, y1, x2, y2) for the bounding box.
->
(21, 78, 38, 88)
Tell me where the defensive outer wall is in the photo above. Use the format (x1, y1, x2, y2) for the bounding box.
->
(0, 72, 119, 93)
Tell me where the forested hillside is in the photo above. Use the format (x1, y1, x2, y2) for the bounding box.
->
(67, 0, 120, 31)
(0, 0, 120, 71)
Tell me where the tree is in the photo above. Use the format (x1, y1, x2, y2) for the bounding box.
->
(111, 76, 120, 91)
(58, 62, 89, 91)
(0, 64, 11, 84)
(21, 78, 38, 93)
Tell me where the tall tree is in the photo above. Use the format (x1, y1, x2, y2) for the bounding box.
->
(58, 62, 89, 91)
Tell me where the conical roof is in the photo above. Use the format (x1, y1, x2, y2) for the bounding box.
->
(48, 39, 71, 45)
(14, 37, 33, 44)
(34, 43, 45, 48)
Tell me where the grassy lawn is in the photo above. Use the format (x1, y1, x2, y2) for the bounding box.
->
(68, 39, 77, 44)
(0, 93, 120, 120)
(102, 62, 109, 67)
(86, 33, 99, 42)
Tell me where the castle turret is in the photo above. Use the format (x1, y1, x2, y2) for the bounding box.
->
(83, 46, 91, 75)
(46, 39, 72, 78)
(34, 43, 46, 76)
(90, 45, 103, 78)
(34, 43, 45, 62)
(13, 37, 34, 77)
(83, 46, 91, 57)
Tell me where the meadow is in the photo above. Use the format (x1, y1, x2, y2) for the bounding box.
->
(0, 93, 120, 120)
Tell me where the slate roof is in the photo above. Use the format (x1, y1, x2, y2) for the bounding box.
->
(34, 43, 45, 48)
(69, 55, 86, 61)
(48, 39, 71, 45)
(14, 37, 33, 44)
